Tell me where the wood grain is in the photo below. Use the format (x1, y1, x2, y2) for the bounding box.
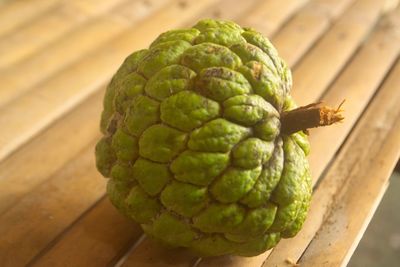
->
(238, 0, 309, 36)
(0, 90, 103, 215)
(299, 59, 400, 267)
(0, 0, 60, 38)
(0, 0, 171, 107)
(273, 0, 356, 67)
(0, 0, 128, 69)
(24, 1, 265, 266)
(263, 8, 400, 266)
(291, 0, 384, 105)
(0, 140, 105, 267)
(30, 197, 143, 267)
(0, 1, 398, 267)
(200, 2, 397, 266)
(0, 0, 218, 163)
(199, 1, 392, 266)
(190, 0, 260, 26)
(119, 1, 334, 266)
(0, 1, 219, 266)
(306, 7, 400, 181)
(121, 238, 199, 267)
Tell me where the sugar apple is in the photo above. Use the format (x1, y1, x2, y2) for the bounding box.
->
(95, 19, 343, 257)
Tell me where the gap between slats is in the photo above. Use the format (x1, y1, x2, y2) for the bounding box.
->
(116, 0, 388, 266)
(0, 0, 172, 108)
(298, 58, 400, 267)
(0, 0, 131, 70)
(0, 0, 308, 164)
(0, 0, 396, 266)
(261, 7, 400, 267)
(0, 1, 256, 266)
(0, 0, 218, 163)
(0, 0, 281, 110)
(197, 0, 394, 265)
(0, 0, 376, 266)
(0, 0, 61, 38)
(200, 4, 398, 266)
(0, 0, 312, 266)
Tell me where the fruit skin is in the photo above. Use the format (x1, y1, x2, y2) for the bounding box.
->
(95, 19, 312, 257)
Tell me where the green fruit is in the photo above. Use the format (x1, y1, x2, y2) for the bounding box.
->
(95, 19, 313, 257)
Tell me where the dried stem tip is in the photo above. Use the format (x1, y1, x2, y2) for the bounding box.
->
(281, 101, 345, 135)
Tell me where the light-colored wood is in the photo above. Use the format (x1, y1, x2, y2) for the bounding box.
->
(298, 60, 400, 267)
(189, 0, 260, 26)
(238, 0, 309, 36)
(0, 0, 60, 38)
(0, 0, 171, 107)
(30, 197, 143, 267)
(291, 0, 384, 105)
(0, 0, 263, 212)
(120, 0, 336, 265)
(0, 17, 126, 108)
(0, 140, 105, 267)
(383, 0, 400, 12)
(110, 0, 172, 22)
(0, 1, 220, 266)
(121, 237, 199, 267)
(0, 1, 399, 266)
(66, 0, 131, 16)
(0, 0, 127, 69)
(262, 9, 400, 266)
(0, 90, 103, 215)
(199, 253, 270, 267)
(0, 1, 225, 266)
(306, 7, 400, 181)
(0, 0, 217, 163)
(197, 2, 392, 266)
(0, 1, 258, 266)
(273, 0, 355, 67)
(25, 1, 265, 265)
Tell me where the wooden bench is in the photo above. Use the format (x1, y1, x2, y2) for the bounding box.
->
(0, 0, 399, 266)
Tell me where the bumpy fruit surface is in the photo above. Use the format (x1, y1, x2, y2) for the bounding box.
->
(95, 19, 312, 257)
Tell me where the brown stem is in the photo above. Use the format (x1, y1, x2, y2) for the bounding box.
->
(281, 101, 345, 135)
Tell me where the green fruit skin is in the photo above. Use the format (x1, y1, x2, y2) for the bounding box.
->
(96, 18, 312, 257)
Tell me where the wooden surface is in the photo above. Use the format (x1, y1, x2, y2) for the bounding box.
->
(0, 0, 399, 266)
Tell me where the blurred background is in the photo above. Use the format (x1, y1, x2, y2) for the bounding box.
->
(349, 169, 400, 267)
(0, 0, 399, 266)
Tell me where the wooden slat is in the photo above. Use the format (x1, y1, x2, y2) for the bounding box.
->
(0, 0, 171, 107)
(0, 0, 218, 163)
(0, 88, 141, 267)
(120, 1, 336, 266)
(272, 0, 355, 67)
(0, 0, 260, 215)
(24, 1, 264, 266)
(298, 60, 400, 267)
(0, 2, 396, 267)
(0, 0, 344, 218)
(383, 0, 400, 12)
(197, 1, 389, 266)
(238, 0, 309, 36)
(291, 0, 384, 105)
(190, 0, 260, 24)
(306, 7, 400, 182)
(0, 91, 103, 215)
(0, 140, 105, 267)
(122, 238, 199, 267)
(29, 197, 143, 267)
(0, 0, 60, 38)
(0, 1, 221, 266)
(262, 8, 400, 266)
(0, 0, 127, 69)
